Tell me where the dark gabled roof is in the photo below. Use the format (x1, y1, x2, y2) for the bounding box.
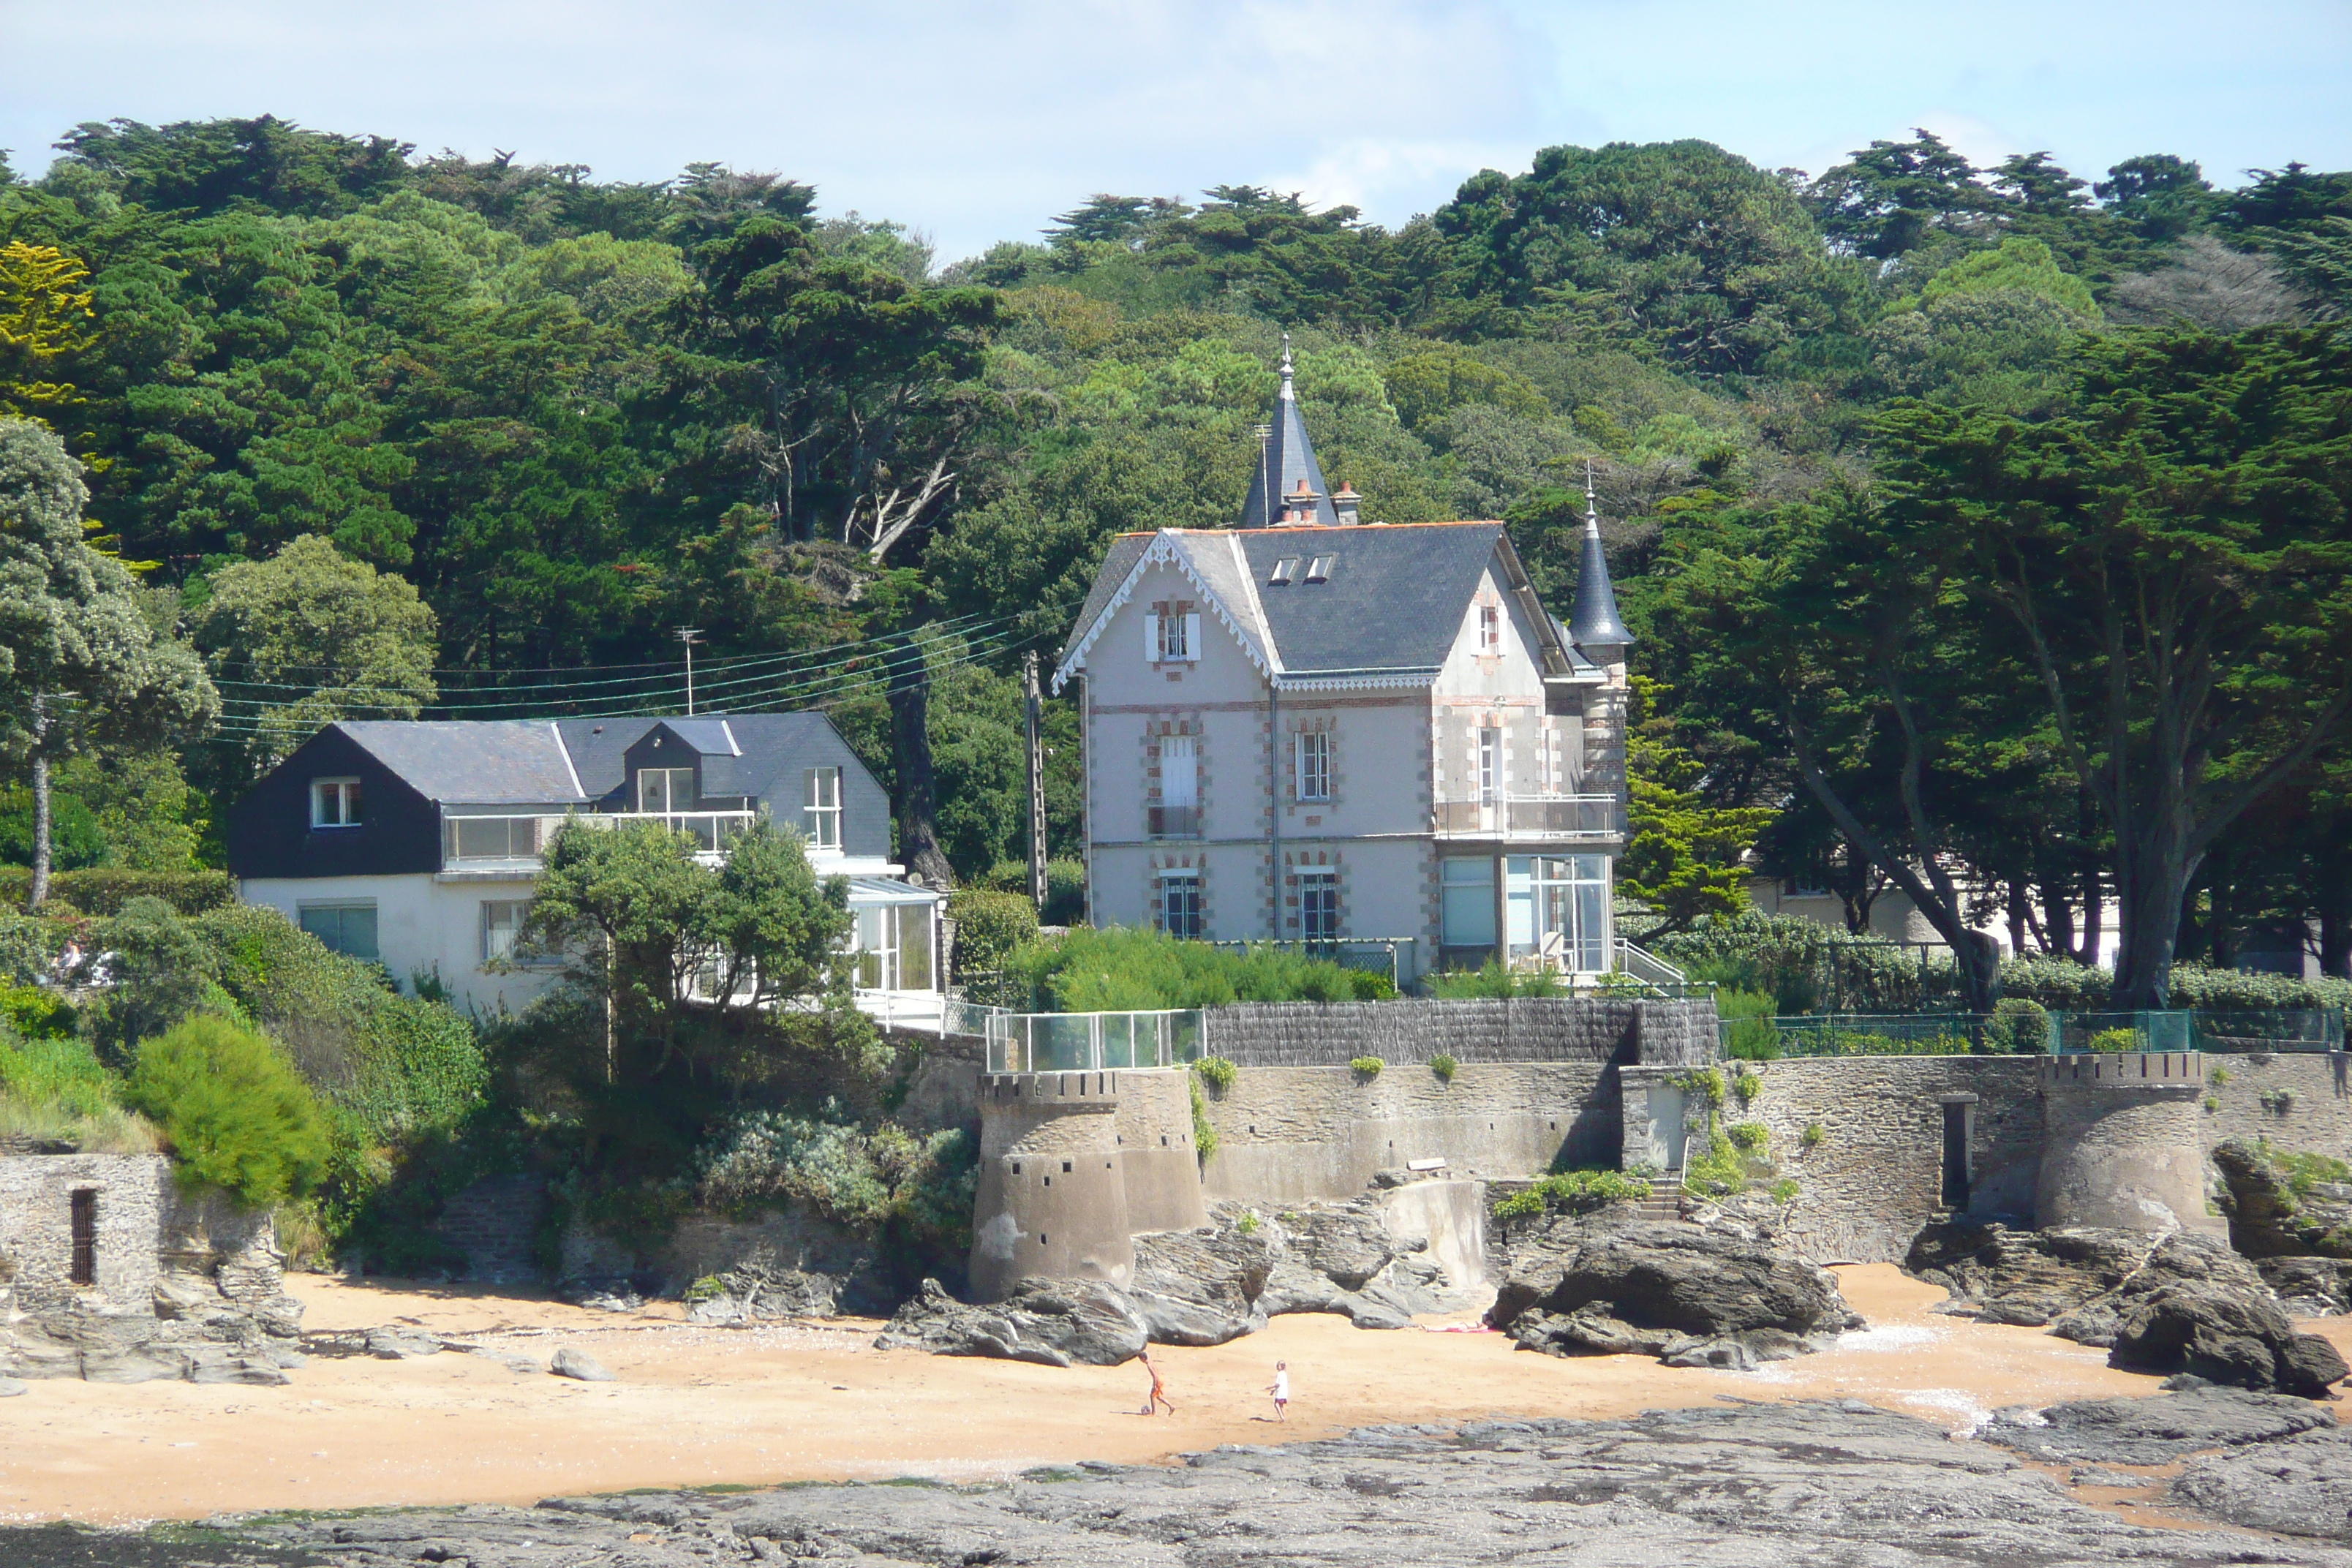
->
(554, 712, 848, 804)
(1059, 531, 1155, 666)
(337, 721, 581, 804)
(1237, 345, 1338, 529)
(1237, 522, 1504, 674)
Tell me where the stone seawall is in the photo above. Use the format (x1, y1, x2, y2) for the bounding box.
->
(0, 1153, 176, 1314)
(1197, 1061, 1615, 1205)
(1202, 998, 1714, 1068)
(2199, 1051, 2350, 1155)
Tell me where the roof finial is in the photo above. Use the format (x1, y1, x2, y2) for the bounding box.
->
(1278, 331, 1295, 402)
(1584, 459, 1600, 538)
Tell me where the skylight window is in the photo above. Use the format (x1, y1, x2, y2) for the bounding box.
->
(1268, 557, 1300, 586)
(1305, 555, 1335, 583)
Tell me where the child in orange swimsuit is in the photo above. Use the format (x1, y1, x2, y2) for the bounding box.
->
(1139, 1349, 1175, 1415)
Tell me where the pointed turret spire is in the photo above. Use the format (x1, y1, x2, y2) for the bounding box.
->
(1239, 332, 1338, 528)
(1568, 460, 1633, 649)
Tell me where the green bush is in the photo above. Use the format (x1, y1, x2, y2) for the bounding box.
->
(1430, 1052, 1458, 1082)
(2209, 1066, 2232, 1085)
(0, 1031, 157, 1153)
(696, 1108, 978, 1257)
(123, 1017, 333, 1205)
(1727, 1120, 1768, 1153)
(946, 889, 1039, 979)
(1987, 998, 2051, 1055)
(1492, 1167, 1648, 1220)
(0, 912, 69, 984)
(1349, 1056, 1384, 1077)
(0, 981, 73, 1039)
(1682, 1131, 1747, 1198)
(1189, 1074, 1217, 1162)
(978, 859, 1086, 926)
(1801, 1122, 1826, 1148)
(1669, 1066, 1726, 1108)
(1729, 1066, 1761, 1107)
(0, 867, 234, 916)
(1425, 960, 1569, 999)
(1007, 924, 1392, 1010)
(2086, 1027, 2142, 1053)
(1768, 1177, 1801, 1203)
(1191, 1055, 1237, 1092)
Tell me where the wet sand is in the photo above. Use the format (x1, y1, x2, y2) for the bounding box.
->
(1, 1264, 2343, 1526)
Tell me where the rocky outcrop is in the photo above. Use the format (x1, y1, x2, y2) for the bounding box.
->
(872, 1278, 1147, 1367)
(2175, 1424, 2352, 1540)
(2044, 1231, 2348, 1398)
(0, 1238, 304, 1387)
(1487, 1205, 1861, 1369)
(1906, 1219, 2153, 1324)
(2212, 1138, 2352, 1259)
(2263, 1254, 2352, 1316)
(135, 1401, 2352, 1567)
(1982, 1386, 2336, 1464)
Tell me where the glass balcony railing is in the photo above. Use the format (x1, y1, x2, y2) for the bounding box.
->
(1147, 804, 1200, 839)
(1432, 794, 1624, 840)
(441, 810, 758, 866)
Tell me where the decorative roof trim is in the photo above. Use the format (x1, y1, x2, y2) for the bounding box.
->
(1051, 532, 1275, 693)
(549, 722, 586, 799)
(1225, 530, 1285, 678)
(1274, 668, 1439, 693)
(719, 720, 743, 757)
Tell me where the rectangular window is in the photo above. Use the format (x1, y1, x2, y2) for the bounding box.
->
(1478, 727, 1501, 804)
(1441, 856, 1496, 949)
(481, 900, 559, 968)
(1305, 554, 1334, 584)
(638, 766, 694, 814)
(1294, 731, 1330, 802)
(1160, 612, 1197, 662)
(1298, 870, 1339, 942)
(1158, 872, 1202, 939)
(69, 1189, 96, 1286)
(1479, 603, 1501, 652)
(803, 766, 843, 849)
(299, 902, 380, 962)
(310, 777, 363, 829)
(1152, 734, 1199, 837)
(1268, 557, 1300, 586)
(1505, 854, 1610, 973)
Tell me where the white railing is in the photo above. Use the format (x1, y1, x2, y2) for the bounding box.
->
(1614, 939, 1689, 989)
(1432, 794, 1624, 840)
(442, 809, 759, 865)
(984, 1009, 1206, 1074)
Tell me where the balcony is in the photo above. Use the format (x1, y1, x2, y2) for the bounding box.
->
(1147, 804, 1200, 840)
(442, 809, 758, 867)
(1431, 794, 1624, 842)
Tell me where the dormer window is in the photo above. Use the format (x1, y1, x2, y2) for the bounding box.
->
(311, 777, 363, 829)
(1305, 555, 1334, 584)
(1268, 557, 1300, 586)
(804, 766, 843, 849)
(638, 766, 693, 815)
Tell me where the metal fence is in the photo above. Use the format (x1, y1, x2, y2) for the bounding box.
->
(2190, 1009, 2343, 1052)
(1722, 1012, 2013, 1059)
(1719, 1006, 2345, 1059)
(982, 1009, 1207, 1074)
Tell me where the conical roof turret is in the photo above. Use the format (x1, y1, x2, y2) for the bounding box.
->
(1239, 334, 1338, 528)
(1567, 462, 1633, 649)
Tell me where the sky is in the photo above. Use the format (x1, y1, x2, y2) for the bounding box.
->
(4, 0, 2349, 262)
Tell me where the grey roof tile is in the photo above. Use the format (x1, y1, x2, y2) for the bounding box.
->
(1058, 532, 1154, 666)
(337, 721, 582, 804)
(1238, 522, 1504, 674)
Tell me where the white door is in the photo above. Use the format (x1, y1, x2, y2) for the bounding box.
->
(1648, 1085, 1689, 1171)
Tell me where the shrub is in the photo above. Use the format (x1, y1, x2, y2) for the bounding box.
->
(0, 981, 73, 1039)
(1007, 925, 1392, 1010)
(1425, 960, 1569, 999)
(2208, 1066, 2232, 1085)
(1988, 998, 2050, 1055)
(2204, 1096, 2220, 1112)
(1729, 1066, 1761, 1107)
(1430, 1052, 1458, 1082)
(946, 889, 1039, 980)
(1349, 1056, 1384, 1077)
(0, 1032, 157, 1153)
(978, 859, 1086, 926)
(0, 867, 234, 917)
(1236, 1210, 1259, 1236)
(1492, 1167, 1648, 1220)
(2261, 1088, 2296, 1114)
(1682, 1131, 1746, 1197)
(1801, 1122, 1826, 1149)
(696, 1109, 978, 1256)
(1192, 1055, 1237, 1092)
(123, 1017, 333, 1205)
(2086, 1027, 2142, 1054)
(1189, 1075, 1217, 1161)
(1669, 1066, 1725, 1109)
(1768, 1177, 1801, 1203)
(1727, 1121, 1768, 1153)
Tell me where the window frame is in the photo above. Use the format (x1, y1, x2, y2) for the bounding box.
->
(1304, 554, 1334, 584)
(1158, 870, 1202, 939)
(309, 777, 363, 829)
(1267, 557, 1300, 586)
(480, 899, 560, 968)
(298, 900, 380, 962)
(636, 766, 696, 815)
(1478, 603, 1501, 652)
(1294, 730, 1331, 803)
(803, 766, 844, 850)
(1297, 869, 1340, 943)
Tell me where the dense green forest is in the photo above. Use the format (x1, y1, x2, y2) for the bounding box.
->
(3, 116, 2351, 1005)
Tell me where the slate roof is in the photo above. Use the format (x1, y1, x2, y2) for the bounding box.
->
(1236, 522, 1505, 674)
(1237, 347, 1337, 529)
(338, 722, 581, 804)
(554, 712, 848, 805)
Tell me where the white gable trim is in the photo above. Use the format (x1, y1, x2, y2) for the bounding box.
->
(1052, 532, 1274, 693)
(549, 723, 586, 799)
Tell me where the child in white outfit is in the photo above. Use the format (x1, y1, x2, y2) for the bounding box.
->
(1268, 1361, 1289, 1422)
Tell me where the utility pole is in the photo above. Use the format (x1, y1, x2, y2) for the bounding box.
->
(1024, 651, 1048, 908)
(674, 627, 705, 715)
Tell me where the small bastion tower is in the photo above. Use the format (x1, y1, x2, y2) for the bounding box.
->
(2035, 1049, 2215, 1232)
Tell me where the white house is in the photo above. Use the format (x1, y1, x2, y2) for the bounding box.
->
(1053, 344, 1635, 987)
(227, 712, 943, 1019)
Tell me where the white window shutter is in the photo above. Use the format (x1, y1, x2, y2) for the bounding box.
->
(1145, 613, 1161, 663)
(1182, 613, 1201, 661)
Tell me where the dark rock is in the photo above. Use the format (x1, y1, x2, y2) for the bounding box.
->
(1288, 1203, 1398, 1289)
(550, 1348, 617, 1382)
(2046, 1231, 2348, 1396)
(1127, 1226, 1273, 1346)
(363, 1327, 447, 1360)
(1907, 1219, 2153, 1325)
(873, 1278, 1147, 1368)
(2263, 1255, 2352, 1316)
(1488, 1212, 1858, 1368)
(2173, 1423, 2352, 1540)
(2212, 1138, 2352, 1260)
(1980, 1387, 2334, 1463)
(682, 1264, 847, 1323)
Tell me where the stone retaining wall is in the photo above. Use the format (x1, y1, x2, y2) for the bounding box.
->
(1202, 997, 1712, 1068)
(2199, 1052, 2351, 1157)
(1198, 1061, 1616, 1205)
(0, 1153, 175, 1313)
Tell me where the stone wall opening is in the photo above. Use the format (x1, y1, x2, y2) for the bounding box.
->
(1940, 1103, 1971, 1209)
(69, 1188, 96, 1286)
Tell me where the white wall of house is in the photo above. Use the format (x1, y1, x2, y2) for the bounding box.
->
(239, 872, 564, 1018)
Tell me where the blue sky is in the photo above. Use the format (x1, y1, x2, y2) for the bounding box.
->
(4, 1, 2348, 262)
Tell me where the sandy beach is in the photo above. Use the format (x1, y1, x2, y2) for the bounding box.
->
(1, 1264, 2341, 1525)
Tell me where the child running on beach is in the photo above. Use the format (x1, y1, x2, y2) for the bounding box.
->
(1139, 1349, 1175, 1416)
(1267, 1362, 1289, 1422)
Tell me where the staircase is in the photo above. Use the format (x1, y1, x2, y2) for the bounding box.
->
(1632, 1176, 1685, 1223)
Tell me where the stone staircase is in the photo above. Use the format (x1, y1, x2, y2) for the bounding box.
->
(1633, 1177, 1685, 1224)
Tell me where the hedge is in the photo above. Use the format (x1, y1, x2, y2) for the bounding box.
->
(0, 867, 233, 916)
(946, 889, 1039, 979)
(124, 1015, 333, 1205)
(1006, 924, 1394, 1010)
